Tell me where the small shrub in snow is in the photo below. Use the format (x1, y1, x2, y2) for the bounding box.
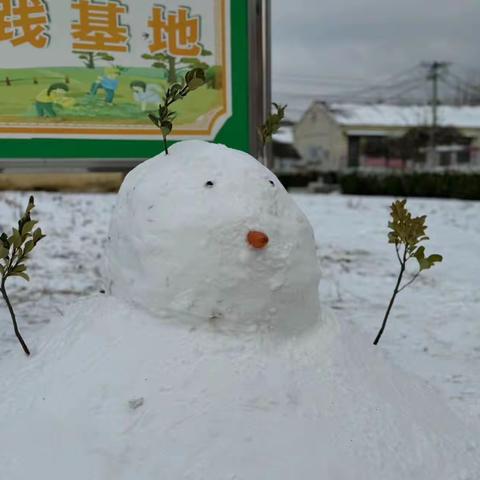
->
(258, 102, 286, 146)
(373, 199, 442, 345)
(148, 67, 206, 155)
(0, 196, 45, 355)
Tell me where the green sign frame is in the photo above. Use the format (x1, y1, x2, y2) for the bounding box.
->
(0, 0, 270, 168)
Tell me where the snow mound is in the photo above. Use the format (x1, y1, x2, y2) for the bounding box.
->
(0, 296, 478, 480)
(105, 140, 320, 335)
(1, 142, 478, 479)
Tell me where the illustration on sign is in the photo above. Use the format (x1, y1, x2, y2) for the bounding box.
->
(0, 0, 231, 139)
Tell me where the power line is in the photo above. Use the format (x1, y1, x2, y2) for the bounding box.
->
(440, 73, 480, 105)
(453, 62, 480, 80)
(445, 71, 480, 95)
(275, 64, 425, 99)
(379, 81, 427, 102)
(277, 62, 480, 117)
(276, 66, 419, 85)
(274, 78, 427, 107)
(315, 77, 426, 102)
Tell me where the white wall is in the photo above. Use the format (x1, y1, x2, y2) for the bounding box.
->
(293, 103, 348, 172)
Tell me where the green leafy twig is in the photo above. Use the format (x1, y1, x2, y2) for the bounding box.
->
(373, 199, 442, 345)
(258, 102, 287, 146)
(148, 67, 206, 155)
(0, 196, 46, 355)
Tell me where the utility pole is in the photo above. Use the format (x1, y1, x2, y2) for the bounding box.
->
(424, 61, 449, 167)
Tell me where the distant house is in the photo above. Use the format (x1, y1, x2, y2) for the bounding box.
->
(294, 102, 480, 171)
(272, 124, 302, 173)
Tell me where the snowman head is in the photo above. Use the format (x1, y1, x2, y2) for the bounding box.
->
(105, 141, 320, 336)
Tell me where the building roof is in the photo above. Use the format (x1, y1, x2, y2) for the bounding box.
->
(324, 103, 480, 129)
(272, 126, 294, 144)
(272, 126, 300, 159)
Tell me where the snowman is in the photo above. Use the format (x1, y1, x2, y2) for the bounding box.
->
(105, 140, 321, 336)
(0, 140, 478, 480)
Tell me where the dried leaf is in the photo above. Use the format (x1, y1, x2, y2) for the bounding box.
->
(388, 200, 430, 248)
(413, 246, 443, 271)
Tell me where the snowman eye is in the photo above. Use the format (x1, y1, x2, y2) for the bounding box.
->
(205, 181, 214, 188)
(268, 180, 275, 187)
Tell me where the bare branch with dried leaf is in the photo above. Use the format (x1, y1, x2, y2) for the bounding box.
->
(373, 199, 442, 345)
(258, 103, 287, 146)
(148, 67, 206, 155)
(0, 196, 46, 355)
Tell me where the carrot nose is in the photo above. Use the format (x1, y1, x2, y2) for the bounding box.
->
(247, 230, 269, 249)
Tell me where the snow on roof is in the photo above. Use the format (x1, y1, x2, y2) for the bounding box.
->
(326, 103, 480, 129)
(272, 126, 294, 144)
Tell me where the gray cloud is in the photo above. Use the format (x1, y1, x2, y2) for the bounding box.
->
(271, 0, 480, 118)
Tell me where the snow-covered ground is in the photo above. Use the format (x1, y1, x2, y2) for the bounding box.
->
(0, 190, 479, 422)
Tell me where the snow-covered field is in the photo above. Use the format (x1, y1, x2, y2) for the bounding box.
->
(0, 190, 479, 422)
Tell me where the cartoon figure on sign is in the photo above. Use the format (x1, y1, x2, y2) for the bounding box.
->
(35, 83, 75, 117)
(90, 66, 121, 104)
(130, 81, 164, 111)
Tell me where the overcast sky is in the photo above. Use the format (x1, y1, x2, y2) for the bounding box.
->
(271, 0, 480, 119)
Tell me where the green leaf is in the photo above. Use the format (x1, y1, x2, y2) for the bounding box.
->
(160, 120, 172, 136)
(23, 239, 34, 255)
(32, 228, 45, 244)
(168, 83, 182, 94)
(158, 105, 168, 118)
(180, 57, 201, 65)
(20, 220, 37, 236)
(12, 264, 26, 273)
(0, 246, 8, 259)
(258, 102, 287, 144)
(185, 68, 206, 91)
(148, 114, 160, 127)
(0, 232, 9, 249)
(151, 53, 168, 61)
(27, 195, 35, 211)
(12, 229, 22, 248)
(98, 53, 114, 61)
(10, 272, 30, 281)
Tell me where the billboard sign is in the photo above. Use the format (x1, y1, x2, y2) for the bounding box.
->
(0, 0, 268, 163)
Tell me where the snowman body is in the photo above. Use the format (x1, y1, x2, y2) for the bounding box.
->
(106, 140, 320, 335)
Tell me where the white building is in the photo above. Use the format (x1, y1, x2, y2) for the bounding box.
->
(294, 102, 480, 172)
